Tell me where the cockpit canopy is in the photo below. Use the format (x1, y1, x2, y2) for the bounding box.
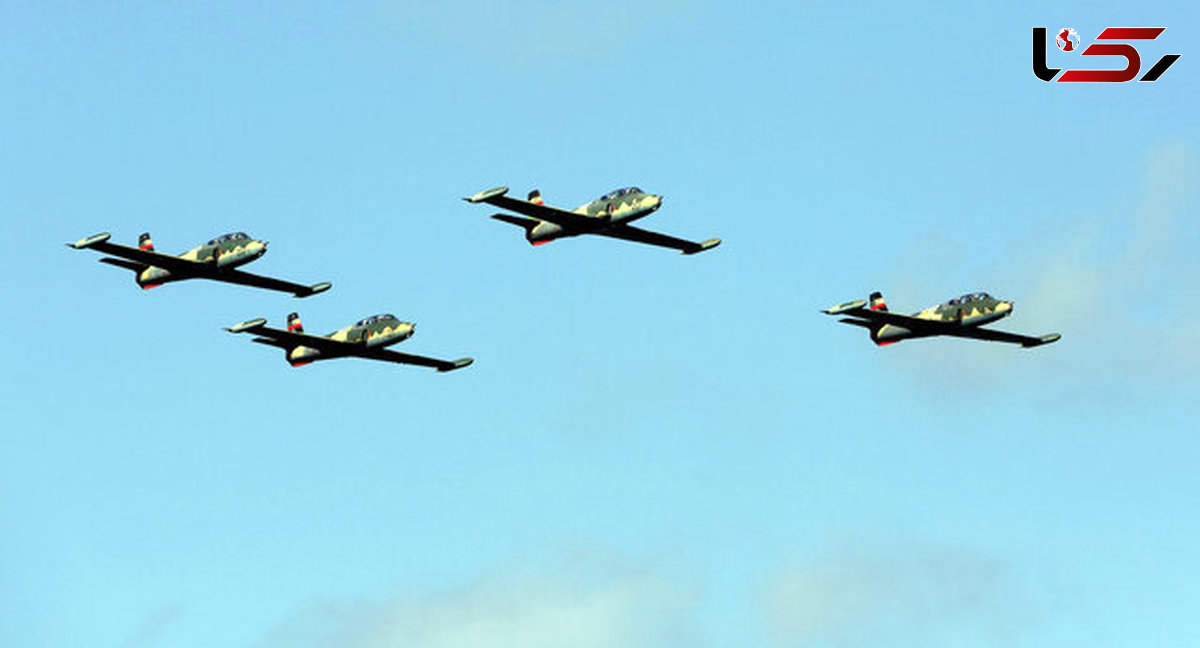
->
(356, 314, 397, 327)
(597, 187, 643, 202)
(207, 232, 250, 246)
(944, 292, 992, 306)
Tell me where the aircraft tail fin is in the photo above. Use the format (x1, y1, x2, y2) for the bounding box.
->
(287, 312, 304, 333)
(528, 189, 543, 205)
(138, 232, 155, 252)
(868, 291, 888, 312)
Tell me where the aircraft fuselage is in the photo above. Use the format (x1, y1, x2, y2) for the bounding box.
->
(874, 292, 1013, 344)
(288, 314, 415, 366)
(528, 188, 663, 244)
(139, 232, 268, 288)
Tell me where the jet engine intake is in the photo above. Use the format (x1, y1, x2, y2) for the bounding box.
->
(214, 248, 243, 268)
(871, 324, 911, 345)
(528, 221, 566, 245)
(288, 346, 320, 366)
(362, 330, 390, 348)
(137, 266, 170, 288)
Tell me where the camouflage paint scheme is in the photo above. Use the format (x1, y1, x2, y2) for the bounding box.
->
(226, 312, 474, 372)
(67, 231, 331, 297)
(464, 186, 721, 254)
(823, 291, 1061, 348)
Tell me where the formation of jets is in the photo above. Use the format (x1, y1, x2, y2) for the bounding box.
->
(68, 183, 1062, 372)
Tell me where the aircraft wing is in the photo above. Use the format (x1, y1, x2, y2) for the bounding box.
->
(68, 233, 204, 275)
(465, 187, 601, 230)
(362, 348, 475, 372)
(939, 327, 1062, 348)
(215, 269, 331, 298)
(596, 224, 721, 255)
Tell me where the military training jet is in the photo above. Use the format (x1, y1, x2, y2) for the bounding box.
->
(68, 231, 331, 297)
(225, 312, 474, 372)
(823, 291, 1061, 348)
(465, 185, 721, 254)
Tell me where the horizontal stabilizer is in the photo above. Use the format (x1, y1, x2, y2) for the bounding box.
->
(838, 318, 873, 329)
(682, 238, 721, 255)
(67, 232, 112, 249)
(99, 257, 145, 272)
(439, 358, 475, 372)
(226, 318, 267, 334)
(465, 186, 509, 203)
(823, 299, 868, 315)
(250, 337, 291, 349)
(491, 213, 541, 231)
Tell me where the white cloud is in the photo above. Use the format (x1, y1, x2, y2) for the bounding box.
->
(255, 559, 699, 648)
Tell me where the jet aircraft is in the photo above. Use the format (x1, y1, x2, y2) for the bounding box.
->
(823, 291, 1061, 348)
(68, 231, 331, 297)
(465, 186, 721, 254)
(225, 312, 474, 372)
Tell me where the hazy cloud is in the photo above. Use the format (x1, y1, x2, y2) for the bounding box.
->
(385, 0, 690, 65)
(879, 140, 1198, 389)
(763, 541, 1033, 648)
(1018, 140, 1198, 378)
(117, 604, 184, 648)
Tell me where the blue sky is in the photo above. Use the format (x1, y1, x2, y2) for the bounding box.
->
(2, 1, 1197, 646)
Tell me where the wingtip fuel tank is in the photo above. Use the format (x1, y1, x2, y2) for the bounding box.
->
(440, 358, 475, 372)
(465, 186, 508, 203)
(683, 238, 721, 255)
(226, 318, 268, 333)
(299, 281, 332, 298)
(823, 299, 867, 315)
(1025, 333, 1062, 347)
(68, 232, 111, 249)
